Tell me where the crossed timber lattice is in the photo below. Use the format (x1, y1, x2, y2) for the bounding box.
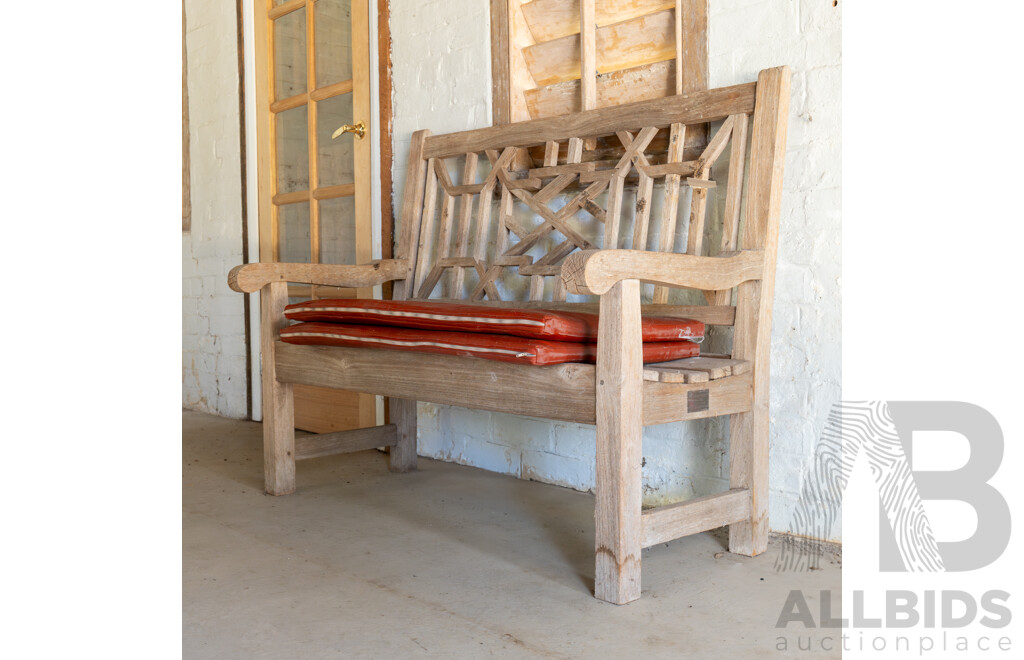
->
(410, 113, 749, 304)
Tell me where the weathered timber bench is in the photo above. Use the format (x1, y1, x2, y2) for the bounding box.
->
(228, 66, 791, 604)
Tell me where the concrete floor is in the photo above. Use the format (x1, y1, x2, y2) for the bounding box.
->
(184, 410, 840, 658)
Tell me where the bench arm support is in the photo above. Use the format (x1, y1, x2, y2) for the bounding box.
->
(561, 249, 764, 296)
(228, 259, 408, 293)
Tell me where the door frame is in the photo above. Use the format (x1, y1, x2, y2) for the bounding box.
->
(241, 0, 391, 421)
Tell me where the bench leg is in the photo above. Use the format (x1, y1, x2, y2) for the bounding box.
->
(388, 398, 418, 472)
(262, 281, 296, 496)
(728, 408, 769, 555)
(594, 280, 644, 605)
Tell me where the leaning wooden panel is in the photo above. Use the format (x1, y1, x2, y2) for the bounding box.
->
(292, 384, 362, 432)
(524, 60, 675, 119)
(523, 9, 676, 86)
(521, 0, 673, 43)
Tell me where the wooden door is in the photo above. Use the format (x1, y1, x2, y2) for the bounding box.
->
(253, 0, 376, 432)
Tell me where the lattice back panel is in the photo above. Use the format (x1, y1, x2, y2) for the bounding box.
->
(405, 113, 750, 304)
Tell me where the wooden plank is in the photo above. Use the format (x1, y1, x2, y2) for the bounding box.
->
(274, 341, 751, 427)
(276, 342, 600, 423)
(452, 152, 480, 296)
(729, 66, 791, 558)
(686, 185, 709, 256)
(425, 81, 756, 159)
(579, 0, 597, 111)
(229, 259, 408, 293)
(653, 122, 686, 304)
(388, 398, 418, 472)
(423, 299, 737, 326)
(579, 0, 597, 151)
(412, 157, 439, 296)
(638, 160, 698, 178)
(676, 0, 709, 147)
(708, 112, 748, 306)
(647, 356, 750, 379)
(294, 424, 398, 460)
(562, 248, 764, 295)
(526, 60, 674, 120)
(389, 130, 425, 296)
(631, 165, 654, 251)
(261, 282, 296, 495)
(287, 284, 357, 300)
(434, 185, 457, 298)
(594, 279, 643, 605)
(529, 141, 561, 300)
(695, 114, 735, 172)
(523, 9, 676, 86)
(676, 0, 707, 94)
(292, 384, 361, 432)
(722, 113, 749, 252)
(490, 0, 512, 125)
(686, 177, 715, 188)
(521, 0, 673, 43)
(643, 371, 753, 425)
(673, 0, 683, 94)
(642, 366, 708, 383)
(641, 488, 751, 547)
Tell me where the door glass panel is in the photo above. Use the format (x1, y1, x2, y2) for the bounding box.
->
(278, 202, 311, 263)
(273, 7, 306, 100)
(319, 196, 357, 265)
(315, 0, 353, 88)
(317, 93, 355, 188)
(276, 105, 309, 193)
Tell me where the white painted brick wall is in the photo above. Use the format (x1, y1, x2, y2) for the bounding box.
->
(182, 0, 249, 419)
(391, 0, 841, 540)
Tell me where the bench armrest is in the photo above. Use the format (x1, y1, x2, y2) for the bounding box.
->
(228, 259, 408, 293)
(560, 249, 764, 296)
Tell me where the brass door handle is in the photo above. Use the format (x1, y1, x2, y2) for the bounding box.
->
(332, 120, 366, 140)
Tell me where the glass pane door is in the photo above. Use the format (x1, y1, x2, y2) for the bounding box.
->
(257, 0, 375, 433)
(268, 0, 365, 299)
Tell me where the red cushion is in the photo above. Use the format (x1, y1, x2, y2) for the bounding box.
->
(279, 323, 701, 366)
(283, 299, 704, 342)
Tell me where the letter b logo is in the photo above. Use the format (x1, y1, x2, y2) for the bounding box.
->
(882, 402, 1010, 571)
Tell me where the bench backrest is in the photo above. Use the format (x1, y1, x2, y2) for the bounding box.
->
(393, 67, 791, 322)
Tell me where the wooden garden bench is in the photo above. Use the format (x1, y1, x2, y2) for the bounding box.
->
(228, 66, 791, 604)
